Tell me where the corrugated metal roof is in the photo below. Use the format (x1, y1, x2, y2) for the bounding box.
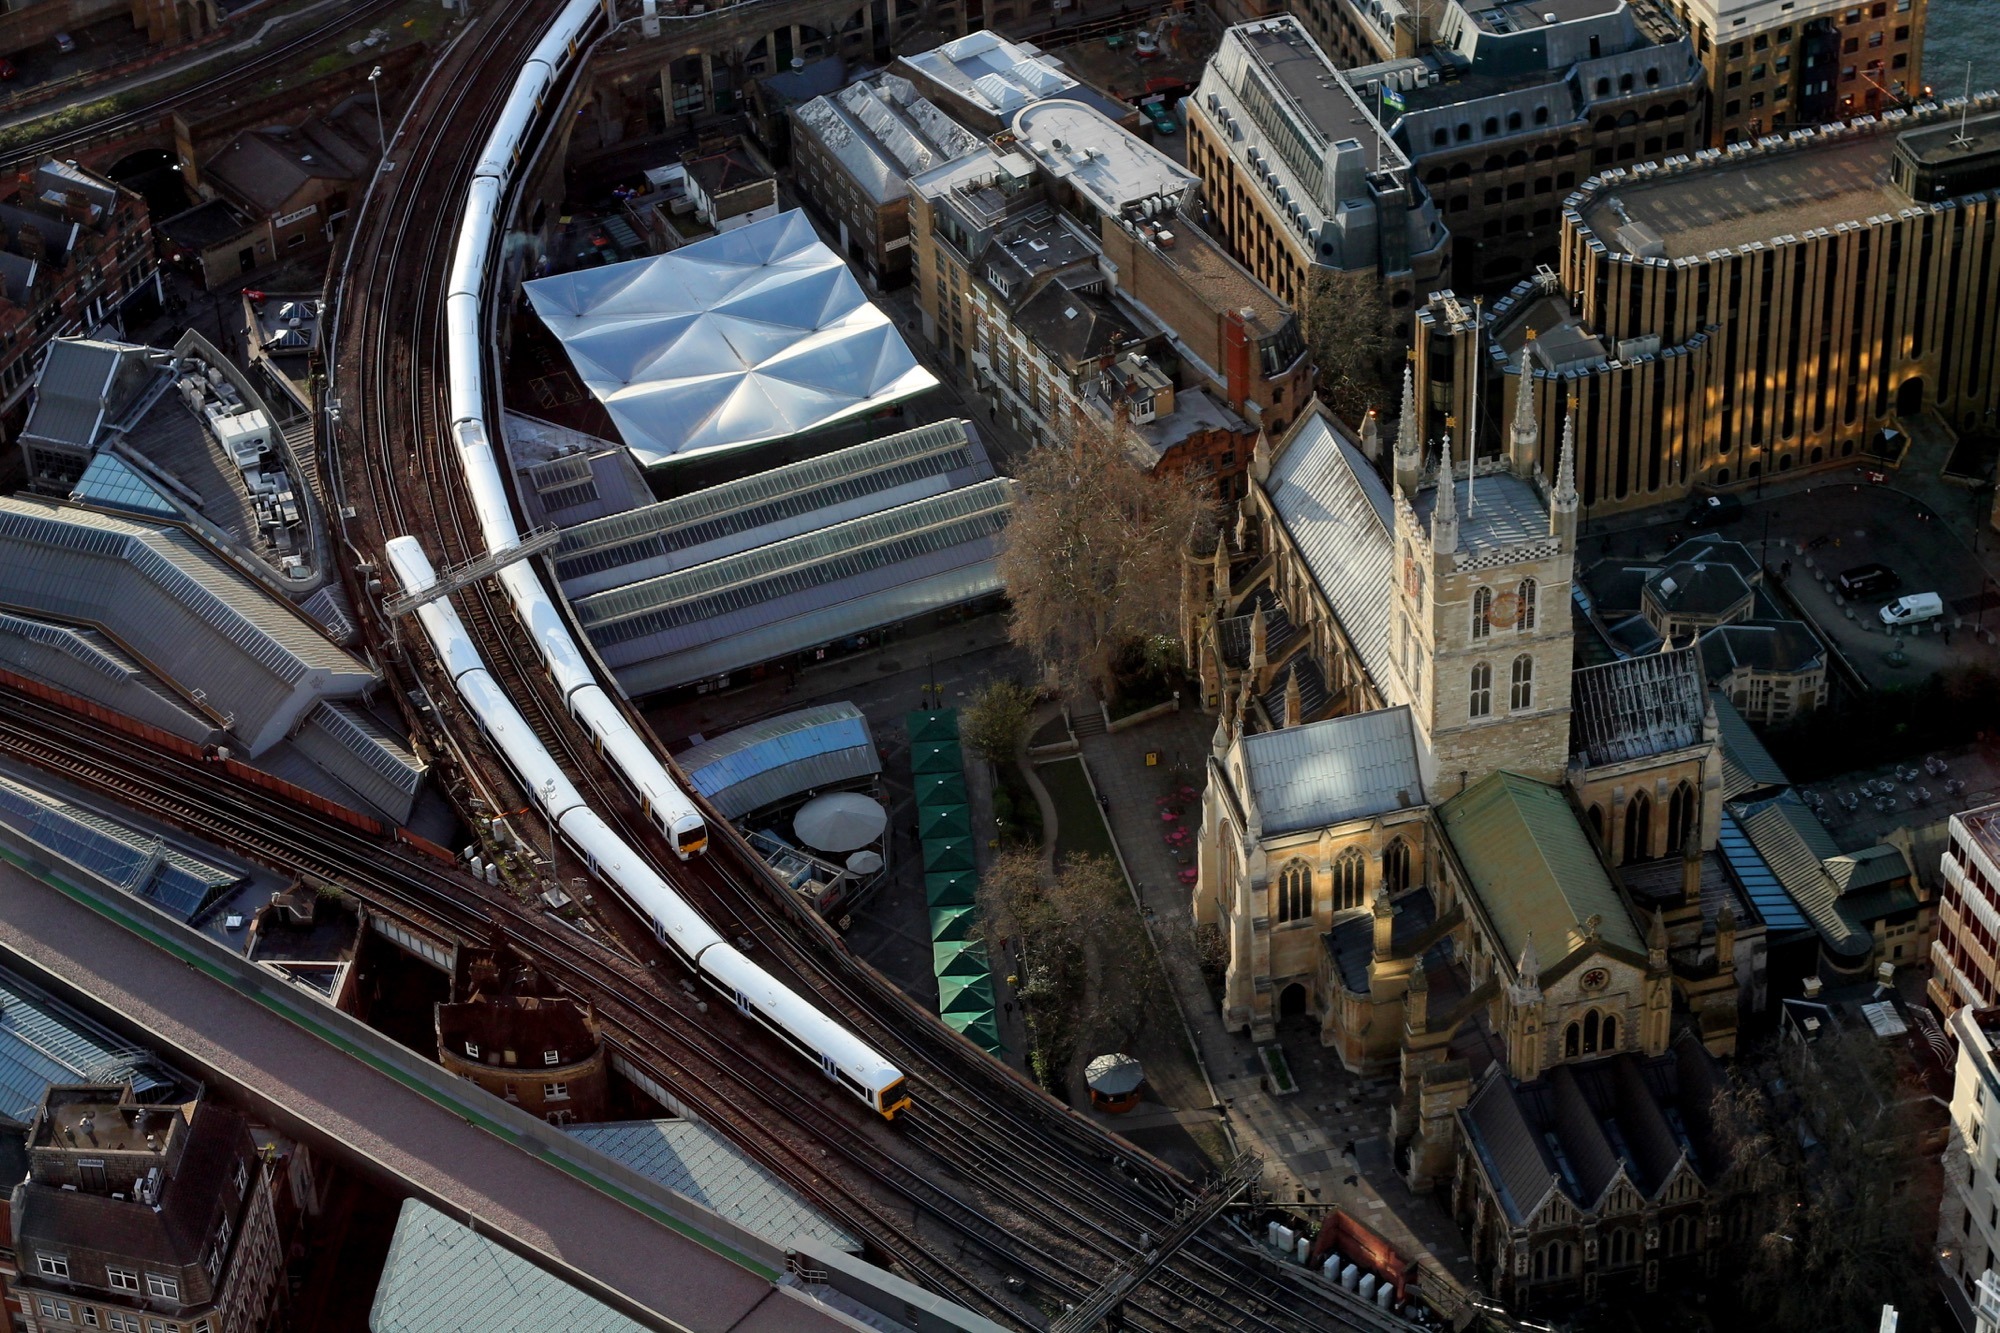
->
(0, 966, 173, 1121)
(1237, 706, 1423, 835)
(1825, 843, 1910, 894)
(555, 419, 990, 596)
(569, 1120, 858, 1251)
(0, 497, 374, 753)
(678, 703, 879, 819)
(1568, 647, 1708, 768)
(369, 1199, 650, 1333)
(1730, 791, 1871, 957)
(1709, 691, 1788, 800)
(1439, 771, 1644, 963)
(1265, 409, 1395, 694)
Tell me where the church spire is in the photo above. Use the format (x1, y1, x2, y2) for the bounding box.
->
(1393, 363, 1422, 497)
(1550, 399, 1579, 549)
(1431, 433, 1458, 554)
(1211, 532, 1231, 607)
(1283, 667, 1302, 727)
(1506, 932, 1542, 1005)
(1249, 601, 1268, 673)
(1510, 336, 1540, 479)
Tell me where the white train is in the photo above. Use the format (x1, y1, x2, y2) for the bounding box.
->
(385, 540, 909, 1117)
(391, 0, 912, 1119)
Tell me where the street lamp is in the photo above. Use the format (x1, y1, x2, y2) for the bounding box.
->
(540, 777, 557, 888)
(368, 65, 386, 152)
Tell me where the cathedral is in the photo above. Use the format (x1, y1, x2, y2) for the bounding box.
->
(1183, 375, 1768, 1305)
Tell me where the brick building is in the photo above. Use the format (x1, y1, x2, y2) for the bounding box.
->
(910, 96, 1307, 494)
(437, 942, 608, 1125)
(11, 1085, 284, 1333)
(197, 102, 376, 274)
(0, 161, 158, 443)
(1674, 0, 1926, 144)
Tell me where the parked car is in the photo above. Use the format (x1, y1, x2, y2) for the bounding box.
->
(1879, 591, 1944, 626)
(53, 32, 74, 53)
(1140, 96, 1177, 135)
(1686, 493, 1743, 528)
(1837, 563, 1900, 598)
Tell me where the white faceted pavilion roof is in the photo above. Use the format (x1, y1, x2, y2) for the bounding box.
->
(523, 212, 938, 466)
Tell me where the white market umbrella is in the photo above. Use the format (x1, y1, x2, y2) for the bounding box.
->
(793, 791, 886, 854)
(845, 849, 884, 875)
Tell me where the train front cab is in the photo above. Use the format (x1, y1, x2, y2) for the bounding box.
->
(876, 1077, 910, 1120)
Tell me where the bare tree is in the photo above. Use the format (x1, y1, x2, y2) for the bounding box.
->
(997, 414, 1212, 698)
(976, 848, 1154, 1087)
(1719, 1027, 1939, 1333)
(1303, 266, 1402, 427)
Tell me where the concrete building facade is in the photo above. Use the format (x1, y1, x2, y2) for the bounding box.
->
(1934, 803, 2000, 1019)
(1185, 17, 1450, 314)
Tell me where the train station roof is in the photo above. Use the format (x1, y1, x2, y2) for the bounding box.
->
(523, 212, 937, 467)
(575, 478, 1013, 697)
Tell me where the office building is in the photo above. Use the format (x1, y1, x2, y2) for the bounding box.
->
(1187, 17, 1450, 311)
(1675, 0, 1925, 144)
(1936, 803, 2000, 1018)
(1466, 97, 2000, 516)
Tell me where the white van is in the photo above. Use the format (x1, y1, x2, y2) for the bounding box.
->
(1879, 592, 1944, 626)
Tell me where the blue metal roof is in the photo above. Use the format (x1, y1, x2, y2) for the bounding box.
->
(677, 703, 879, 820)
(0, 968, 172, 1120)
(70, 452, 179, 520)
(1716, 809, 1810, 934)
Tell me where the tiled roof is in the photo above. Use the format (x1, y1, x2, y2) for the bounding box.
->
(1439, 771, 1644, 964)
(1461, 1067, 1562, 1225)
(1709, 691, 1788, 800)
(1265, 408, 1395, 693)
(1568, 647, 1708, 768)
(369, 1199, 650, 1333)
(568, 1120, 858, 1251)
(1236, 705, 1423, 836)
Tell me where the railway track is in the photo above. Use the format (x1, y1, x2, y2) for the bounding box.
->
(306, 4, 1416, 1331)
(1, 0, 414, 167)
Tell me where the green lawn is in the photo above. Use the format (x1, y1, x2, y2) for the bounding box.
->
(1038, 757, 1115, 863)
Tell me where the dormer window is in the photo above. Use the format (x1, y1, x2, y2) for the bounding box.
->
(465, 1042, 479, 1059)
(233, 1160, 248, 1198)
(543, 1050, 561, 1066)
(36, 1254, 68, 1279)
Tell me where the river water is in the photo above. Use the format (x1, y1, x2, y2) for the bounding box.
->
(1924, 0, 2000, 95)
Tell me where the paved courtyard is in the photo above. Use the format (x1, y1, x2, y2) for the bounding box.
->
(1071, 709, 1479, 1289)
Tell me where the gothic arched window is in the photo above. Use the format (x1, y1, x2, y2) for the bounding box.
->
(1624, 789, 1653, 863)
(1471, 586, 1493, 639)
(1382, 838, 1410, 895)
(1516, 577, 1537, 630)
(1666, 780, 1697, 855)
(1583, 1009, 1601, 1053)
(1511, 654, 1535, 710)
(1470, 662, 1493, 719)
(1565, 1021, 1581, 1057)
(1277, 860, 1312, 923)
(1602, 1012, 1619, 1051)
(1331, 848, 1366, 911)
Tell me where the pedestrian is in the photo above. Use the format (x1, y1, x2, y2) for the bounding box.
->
(1342, 1139, 1355, 1158)
(1004, 1000, 1014, 1016)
